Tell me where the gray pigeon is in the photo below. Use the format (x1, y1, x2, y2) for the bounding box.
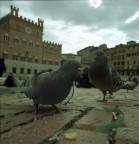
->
(89, 50, 124, 102)
(25, 60, 82, 113)
(121, 78, 138, 91)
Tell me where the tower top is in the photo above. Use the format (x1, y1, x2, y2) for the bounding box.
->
(9, 5, 44, 28)
(38, 18, 44, 27)
(10, 5, 19, 17)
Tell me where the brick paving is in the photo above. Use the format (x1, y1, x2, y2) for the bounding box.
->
(0, 85, 139, 144)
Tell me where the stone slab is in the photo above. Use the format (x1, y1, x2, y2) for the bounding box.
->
(0, 85, 139, 144)
(116, 106, 139, 144)
(58, 128, 107, 144)
(74, 108, 112, 131)
(1, 110, 81, 144)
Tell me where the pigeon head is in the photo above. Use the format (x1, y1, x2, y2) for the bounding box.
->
(93, 50, 108, 64)
(61, 60, 82, 78)
(89, 50, 109, 80)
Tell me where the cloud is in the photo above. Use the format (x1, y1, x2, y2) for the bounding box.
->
(125, 11, 139, 24)
(88, 0, 102, 8)
(44, 18, 127, 53)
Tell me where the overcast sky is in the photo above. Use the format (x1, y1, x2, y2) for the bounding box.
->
(0, 0, 139, 54)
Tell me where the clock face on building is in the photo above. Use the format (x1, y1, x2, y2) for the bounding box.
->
(25, 27, 32, 34)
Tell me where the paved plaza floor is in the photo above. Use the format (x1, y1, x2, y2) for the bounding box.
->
(0, 85, 139, 144)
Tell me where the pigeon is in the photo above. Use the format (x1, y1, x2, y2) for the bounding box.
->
(3, 72, 21, 87)
(25, 60, 82, 113)
(121, 78, 138, 92)
(89, 50, 125, 102)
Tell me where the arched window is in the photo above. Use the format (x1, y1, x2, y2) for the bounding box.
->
(35, 56, 38, 63)
(14, 36, 19, 44)
(34, 69, 37, 74)
(27, 69, 31, 74)
(48, 59, 53, 65)
(20, 68, 24, 74)
(12, 67, 16, 73)
(56, 47, 59, 53)
(35, 42, 39, 48)
(3, 51, 8, 59)
(4, 33, 9, 41)
(21, 54, 25, 61)
(15, 24, 19, 30)
(49, 46, 53, 52)
(29, 40, 33, 48)
(13, 53, 18, 60)
(43, 44, 47, 50)
(28, 55, 32, 62)
(54, 60, 59, 65)
(22, 38, 26, 46)
(42, 58, 47, 64)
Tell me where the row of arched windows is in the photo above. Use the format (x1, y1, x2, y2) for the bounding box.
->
(43, 45, 60, 53)
(3, 33, 61, 53)
(3, 33, 39, 48)
(12, 67, 38, 75)
(2, 51, 59, 65)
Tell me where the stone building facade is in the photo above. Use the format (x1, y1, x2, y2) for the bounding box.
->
(77, 41, 139, 77)
(0, 5, 62, 79)
(77, 46, 94, 67)
(104, 41, 139, 76)
(77, 44, 107, 68)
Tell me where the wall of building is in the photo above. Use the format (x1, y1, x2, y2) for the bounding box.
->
(3, 59, 59, 79)
(77, 46, 94, 68)
(104, 42, 139, 76)
(0, 5, 62, 79)
(77, 41, 139, 77)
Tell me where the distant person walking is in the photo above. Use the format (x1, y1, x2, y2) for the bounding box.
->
(75, 67, 93, 88)
(3, 72, 21, 87)
(0, 58, 6, 77)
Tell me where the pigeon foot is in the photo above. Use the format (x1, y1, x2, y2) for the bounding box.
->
(107, 96, 113, 99)
(34, 108, 44, 115)
(51, 104, 60, 113)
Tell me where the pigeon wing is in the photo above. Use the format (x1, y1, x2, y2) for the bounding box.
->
(110, 67, 123, 90)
